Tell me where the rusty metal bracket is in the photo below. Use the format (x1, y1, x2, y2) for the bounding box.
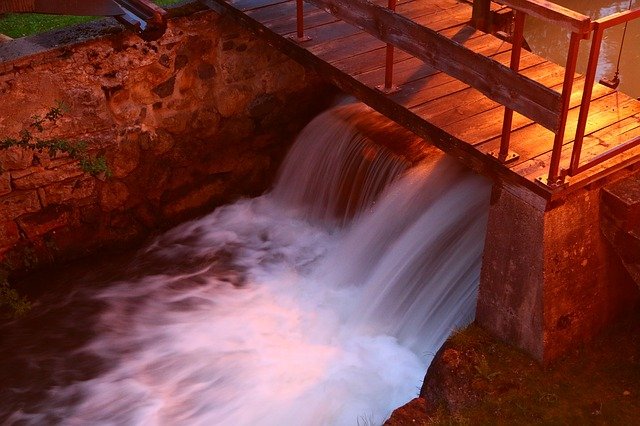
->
(375, 84, 400, 94)
(536, 174, 568, 189)
(487, 149, 520, 164)
(286, 34, 312, 43)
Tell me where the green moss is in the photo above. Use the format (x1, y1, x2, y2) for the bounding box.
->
(0, 277, 31, 319)
(0, 0, 183, 38)
(425, 319, 640, 424)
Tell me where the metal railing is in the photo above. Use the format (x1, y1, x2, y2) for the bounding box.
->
(495, 0, 640, 186)
(290, 0, 640, 187)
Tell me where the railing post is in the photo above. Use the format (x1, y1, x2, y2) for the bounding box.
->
(494, 10, 525, 164)
(472, 0, 492, 32)
(290, 0, 311, 42)
(546, 31, 582, 185)
(376, 0, 399, 93)
(568, 24, 604, 176)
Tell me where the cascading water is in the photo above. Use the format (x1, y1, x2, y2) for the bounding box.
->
(1, 103, 490, 425)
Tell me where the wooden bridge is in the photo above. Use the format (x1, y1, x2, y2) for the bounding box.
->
(200, 0, 640, 200)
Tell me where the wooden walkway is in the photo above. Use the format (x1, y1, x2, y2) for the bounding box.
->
(201, 0, 640, 199)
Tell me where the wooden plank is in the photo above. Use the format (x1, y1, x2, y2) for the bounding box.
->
(305, 0, 562, 131)
(232, 0, 289, 12)
(353, 38, 543, 94)
(333, 24, 479, 79)
(305, 2, 475, 60)
(408, 61, 574, 144)
(495, 0, 591, 33)
(513, 94, 640, 180)
(476, 79, 616, 163)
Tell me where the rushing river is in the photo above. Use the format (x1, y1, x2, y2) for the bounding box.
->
(0, 103, 490, 425)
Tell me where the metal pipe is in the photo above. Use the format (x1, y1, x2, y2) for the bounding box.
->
(547, 31, 582, 184)
(498, 10, 525, 161)
(382, 0, 397, 91)
(568, 24, 604, 175)
(296, 0, 304, 39)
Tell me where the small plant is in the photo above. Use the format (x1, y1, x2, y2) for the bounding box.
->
(0, 276, 31, 319)
(0, 101, 111, 177)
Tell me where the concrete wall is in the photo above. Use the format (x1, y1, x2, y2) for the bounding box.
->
(478, 181, 640, 361)
(0, 5, 334, 274)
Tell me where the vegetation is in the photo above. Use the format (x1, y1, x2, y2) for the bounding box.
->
(388, 316, 640, 424)
(0, 0, 183, 38)
(0, 278, 31, 319)
(0, 101, 111, 177)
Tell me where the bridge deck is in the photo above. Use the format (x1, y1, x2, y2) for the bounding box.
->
(203, 0, 640, 199)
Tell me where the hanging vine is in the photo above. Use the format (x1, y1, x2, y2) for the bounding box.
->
(0, 101, 111, 177)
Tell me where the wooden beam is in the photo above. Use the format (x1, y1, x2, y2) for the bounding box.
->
(305, 0, 562, 131)
(495, 0, 591, 33)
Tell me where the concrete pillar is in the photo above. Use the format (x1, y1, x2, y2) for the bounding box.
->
(477, 183, 639, 362)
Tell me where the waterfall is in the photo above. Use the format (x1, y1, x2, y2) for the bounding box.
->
(1, 103, 490, 425)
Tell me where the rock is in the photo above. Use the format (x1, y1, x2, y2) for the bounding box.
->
(99, 181, 130, 212)
(420, 343, 487, 413)
(384, 397, 433, 425)
(0, 190, 41, 220)
(16, 204, 71, 238)
(0, 220, 20, 249)
(0, 172, 11, 196)
(152, 75, 176, 98)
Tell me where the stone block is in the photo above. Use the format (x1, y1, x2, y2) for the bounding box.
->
(0, 220, 20, 248)
(12, 162, 84, 190)
(162, 180, 224, 218)
(0, 190, 41, 220)
(109, 138, 140, 178)
(0, 172, 10, 196)
(0, 146, 34, 171)
(38, 178, 96, 206)
(99, 181, 130, 212)
(478, 183, 639, 362)
(16, 204, 71, 238)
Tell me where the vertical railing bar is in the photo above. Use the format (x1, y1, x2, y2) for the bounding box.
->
(568, 23, 604, 176)
(382, 0, 398, 92)
(498, 10, 525, 161)
(296, 0, 304, 39)
(547, 31, 582, 184)
(290, 0, 311, 42)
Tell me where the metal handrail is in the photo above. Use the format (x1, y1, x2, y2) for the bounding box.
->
(564, 6, 640, 178)
(289, 0, 640, 186)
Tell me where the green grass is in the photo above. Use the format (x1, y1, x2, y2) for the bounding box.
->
(0, 0, 184, 39)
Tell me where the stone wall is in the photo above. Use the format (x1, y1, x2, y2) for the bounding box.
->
(477, 181, 640, 361)
(0, 5, 334, 274)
